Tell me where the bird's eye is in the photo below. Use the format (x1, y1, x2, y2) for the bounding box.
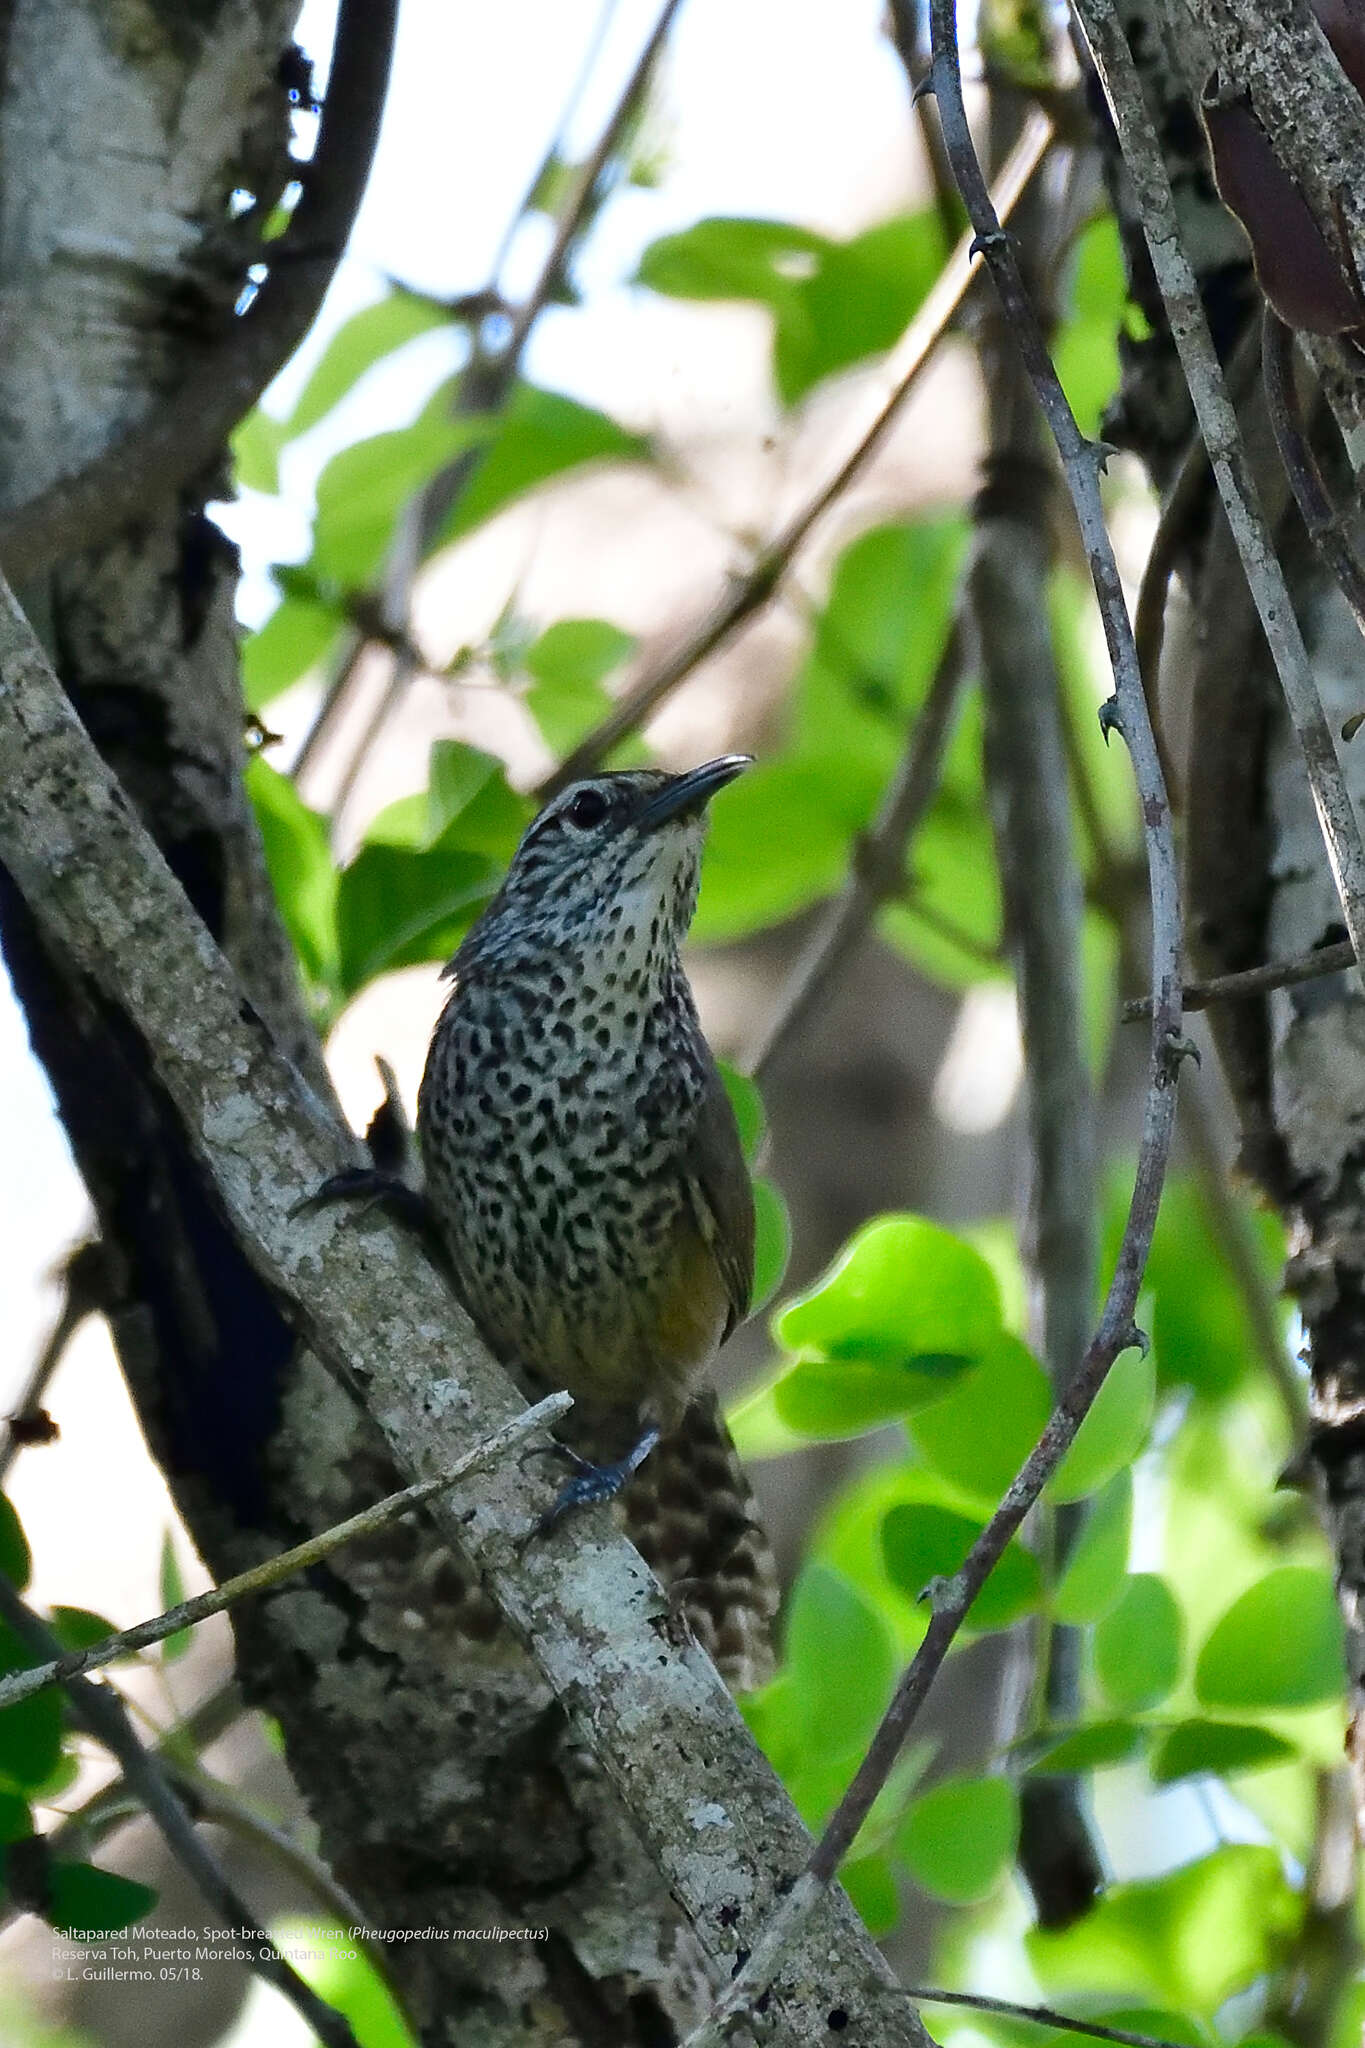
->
(565, 788, 609, 829)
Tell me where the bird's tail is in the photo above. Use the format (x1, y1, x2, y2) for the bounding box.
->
(621, 1392, 779, 1693)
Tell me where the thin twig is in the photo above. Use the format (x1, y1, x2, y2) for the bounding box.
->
(300, 0, 685, 801)
(1122, 938, 1357, 1019)
(0, 1393, 572, 1714)
(903, 1987, 1211, 2048)
(0, 1579, 363, 2048)
(164, 1766, 395, 1993)
(0, 1240, 108, 1481)
(539, 113, 1054, 799)
(1074, 0, 1365, 967)
(685, 12, 1185, 2039)
(1263, 308, 1365, 647)
(0, 0, 397, 581)
(747, 626, 968, 1081)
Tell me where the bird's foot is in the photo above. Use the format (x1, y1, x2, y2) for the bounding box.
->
(289, 1166, 430, 1232)
(535, 1426, 661, 1534)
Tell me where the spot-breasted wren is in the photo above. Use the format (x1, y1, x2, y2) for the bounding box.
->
(417, 756, 778, 1689)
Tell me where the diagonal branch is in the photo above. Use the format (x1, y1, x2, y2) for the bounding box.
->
(0, 576, 923, 2046)
(0, 1394, 572, 1714)
(0, 0, 397, 581)
(0, 1578, 363, 2048)
(1073, 0, 1365, 966)
(686, 2, 1187, 2034)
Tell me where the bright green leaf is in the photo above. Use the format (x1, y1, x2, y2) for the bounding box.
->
(777, 1214, 1003, 1370)
(693, 754, 885, 942)
(1096, 1573, 1183, 1711)
(1150, 1720, 1298, 1785)
(1046, 1344, 1156, 1504)
(909, 1333, 1052, 1508)
(524, 618, 635, 691)
(47, 1608, 120, 1658)
(1054, 216, 1125, 437)
(286, 291, 453, 440)
(881, 1502, 1040, 1632)
(752, 1179, 791, 1311)
(245, 758, 339, 994)
(841, 1853, 900, 1935)
(1195, 1566, 1344, 1710)
(336, 844, 497, 997)
(441, 385, 650, 546)
(312, 389, 488, 584)
(897, 1774, 1018, 1903)
(242, 590, 343, 712)
(1054, 1471, 1132, 1624)
(1028, 1846, 1298, 2016)
(159, 1531, 191, 1664)
(1030, 1719, 1148, 1774)
(0, 1623, 63, 1790)
(784, 1562, 896, 1759)
(232, 408, 284, 495)
(718, 1063, 766, 1164)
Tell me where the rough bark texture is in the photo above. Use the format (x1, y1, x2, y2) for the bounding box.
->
(1088, 0, 1365, 1825)
(0, 7, 809, 2041)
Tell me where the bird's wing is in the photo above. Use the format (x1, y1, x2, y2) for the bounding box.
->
(681, 1062, 755, 1341)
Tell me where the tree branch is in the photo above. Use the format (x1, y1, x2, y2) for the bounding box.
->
(0, 1578, 363, 2048)
(0, 0, 398, 580)
(746, 626, 968, 1082)
(0, 1394, 572, 1713)
(1074, 0, 1365, 966)
(1262, 308, 1365, 647)
(1123, 937, 1357, 1018)
(0, 576, 922, 2045)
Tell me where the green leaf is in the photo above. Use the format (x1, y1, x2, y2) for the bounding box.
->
(692, 754, 885, 943)
(335, 843, 498, 998)
(1195, 1566, 1345, 1710)
(46, 1862, 157, 1936)
(0, 1497, 31, 1592)
(777, 1215, 1002, 1369)
(268, 1911, 416, 2048)
(440, 385, 650, 546)
(717, 1063, 766, 1165)
(638, 211, 949, 406)
(908, 1333, 1052, 1508)
(771, 1217, 1004, 1438)
(1054, 1471, 1132, 1624)
(159, 1532, 192, 1664)
(1030, 1719, 1148, 1774)
(1135, 1176, 1288, 1402)
(1150, 1720, 1298, 1785)
(784, 1562, 896, 1759)
(841, 1853, 900, 1935)
(242, 589, 343, 712)
(881, 1503, 1040, 1632)
(897, 1775, 1018, 1903)
(312, 387, 488, 585)
(1096, 1573, 1183, 1711)
(245, 758, 339, 994)
(802, 520, 967, 735)
(285, 290, 454, 440)
(231, 408, 285, 495)
(1045, 1344, 1156, 1504)
(0, 1623, 63, 1790)
(424, 742, 529, 856)
(47, 1608, 120, 1658)
(1027, 1846, 1298, 2017)
(1054, 216, 1125, 437)
(524, 618, 635, 691)
(751, 1179, 791, 1311)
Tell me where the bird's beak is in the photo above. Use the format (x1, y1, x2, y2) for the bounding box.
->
(637, 755, 752, 831)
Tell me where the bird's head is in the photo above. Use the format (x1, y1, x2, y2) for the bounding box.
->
(456, 757, 750, 974)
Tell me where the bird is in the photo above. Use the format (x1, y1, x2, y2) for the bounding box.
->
(330, 757, 778, 1690)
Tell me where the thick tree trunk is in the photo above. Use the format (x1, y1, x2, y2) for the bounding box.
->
(0, 6, 705, 2038)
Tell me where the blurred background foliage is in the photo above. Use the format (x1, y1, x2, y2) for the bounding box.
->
(0, 0, 1353, 2044)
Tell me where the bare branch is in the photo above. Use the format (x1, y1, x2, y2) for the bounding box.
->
(0, 577, 922, 2045)
(687, 0, 1188, 2028)
(747, 626, 968, 1082)
(540, 114, 1054, 798)
(1263, 308, 1365, 646)
(0, 0, 397, 580)
(1074, 0, 1365, 965)
(0, 1578, 363, 2048)
(902, 1988, 1219, 2048)
(0, 1393, 572, 1714)
(1123, 938, 1357, 1019)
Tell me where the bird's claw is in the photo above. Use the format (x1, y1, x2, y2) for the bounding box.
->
(534, 1426, 661, 1535)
